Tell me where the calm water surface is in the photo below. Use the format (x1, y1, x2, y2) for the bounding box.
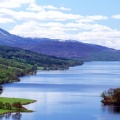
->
(1, 61, 120, 120)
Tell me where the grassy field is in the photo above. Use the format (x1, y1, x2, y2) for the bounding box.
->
(0, 97, 36, 115)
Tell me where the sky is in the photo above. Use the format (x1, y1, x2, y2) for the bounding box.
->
(0, 0, 120, 49)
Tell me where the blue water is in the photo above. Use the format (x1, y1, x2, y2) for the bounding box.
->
(1, 61, 120, 120)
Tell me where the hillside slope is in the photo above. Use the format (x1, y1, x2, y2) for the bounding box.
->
(0, 45, 83, 84)
(24, 40, 120, 61)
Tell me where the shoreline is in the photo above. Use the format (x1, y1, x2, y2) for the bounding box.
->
(0, 64, 83, 115)
(1, 63, 84, 85)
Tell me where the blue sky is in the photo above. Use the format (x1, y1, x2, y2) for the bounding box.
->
(0, 0, 120, 49)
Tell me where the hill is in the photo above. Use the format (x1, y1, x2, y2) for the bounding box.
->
(0, 28, 120, 61)
(0, 45, 83, 84)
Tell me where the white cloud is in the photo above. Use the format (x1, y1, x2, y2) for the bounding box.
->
(76, 29, 120, 49)
(1, 8, 107, 23)
(45, 10, 81, 20)
(27, 3, 71, 12)
(10, 21, 65, 38)
(0, 8, 81, 21)
(42, 5, 57, 10)
(0, 18, 14, 23)
(27, 4, 57, 11)
(0, 1, 108, 22)
(76, 15, 108, 23)
(27, 3, 44, 11)
(60, 7, 71, 11)
(112, 14, 120, 19)
(0, 0, 35, 8)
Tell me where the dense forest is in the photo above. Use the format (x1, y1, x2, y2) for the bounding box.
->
(0, 45, 83, 84)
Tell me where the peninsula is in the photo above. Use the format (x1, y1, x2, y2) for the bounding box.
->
(0, 97, 36, 115)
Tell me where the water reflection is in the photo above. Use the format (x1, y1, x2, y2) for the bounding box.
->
(102, 104, 120, 114)
(0, 113, 22, 120)
(0, 114, 4, 120)
(0, 90, 3, 95)
(12, 113, 22, 120)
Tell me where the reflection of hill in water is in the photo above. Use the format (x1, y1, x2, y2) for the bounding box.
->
(0, 112, 22, 120)
(0, 90, 3, 95)
(102, 105, 120, 114)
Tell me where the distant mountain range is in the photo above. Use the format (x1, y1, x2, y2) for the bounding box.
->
(0, 28, 120, 61)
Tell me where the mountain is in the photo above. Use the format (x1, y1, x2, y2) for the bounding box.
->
(0, 28, 120, 61)
(24, 40, 120, 61)
(0, 44, 83, 84)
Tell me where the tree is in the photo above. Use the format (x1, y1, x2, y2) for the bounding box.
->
(5, 102, 11, 110)
(0, 101, 4, 109)
(12, 102, 22, 110)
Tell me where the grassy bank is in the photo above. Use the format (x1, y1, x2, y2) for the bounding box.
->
(0, 97, 36, 115)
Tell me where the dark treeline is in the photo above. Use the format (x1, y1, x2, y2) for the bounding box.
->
(0, 45, 83, 84)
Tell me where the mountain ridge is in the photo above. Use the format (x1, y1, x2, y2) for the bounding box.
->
(0, 28, 120, 61)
